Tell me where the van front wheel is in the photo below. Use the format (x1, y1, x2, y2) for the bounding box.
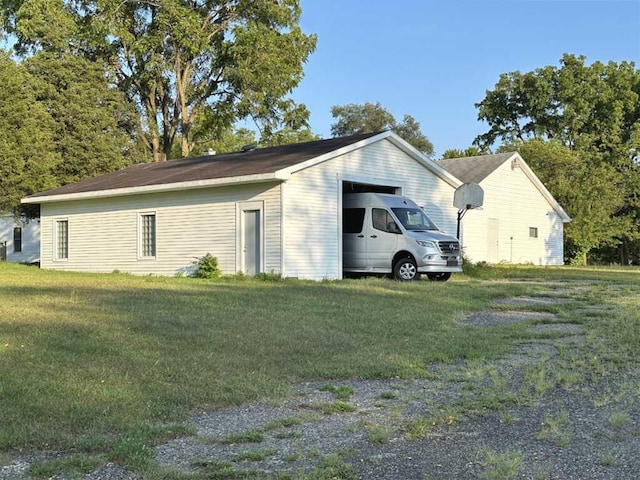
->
(393, 257, 420, 281)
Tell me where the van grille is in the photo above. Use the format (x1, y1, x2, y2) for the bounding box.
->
(438, 241, 460, 254)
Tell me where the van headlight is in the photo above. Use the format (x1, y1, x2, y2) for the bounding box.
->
(416, 239, 436, 248)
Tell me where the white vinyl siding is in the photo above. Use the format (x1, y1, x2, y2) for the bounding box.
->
(0, 216, 41, 264)
(283, 139, 457, 279)
(39, 183, 281, 276)
(461, 160, 564, 265)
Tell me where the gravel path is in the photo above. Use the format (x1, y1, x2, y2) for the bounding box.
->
(2, 281, 638, 479)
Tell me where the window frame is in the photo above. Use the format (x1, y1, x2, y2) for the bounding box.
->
(13, 227, 22, 253)
(372, 208, 400, 234)
(138, 212, 157, 260)
(53, 219, 69, 261)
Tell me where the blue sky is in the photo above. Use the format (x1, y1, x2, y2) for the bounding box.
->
(292, 0, 640, 156)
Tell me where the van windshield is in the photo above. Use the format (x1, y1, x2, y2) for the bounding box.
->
(391, 208, 438, 231)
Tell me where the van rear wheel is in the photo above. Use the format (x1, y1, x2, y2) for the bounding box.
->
(426, 272, 451, 282)
(393, 257, 420, 281)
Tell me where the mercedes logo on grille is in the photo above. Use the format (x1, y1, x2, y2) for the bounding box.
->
(449, 244, 457, 250)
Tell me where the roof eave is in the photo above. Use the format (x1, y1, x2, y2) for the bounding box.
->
(22, 172, 289, 204)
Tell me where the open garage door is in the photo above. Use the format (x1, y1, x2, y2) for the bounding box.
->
(341, 181, 402, 278)
(342, 181, 400, 195)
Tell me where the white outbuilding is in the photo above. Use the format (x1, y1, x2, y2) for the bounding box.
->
(0, 215, 40, 264)
(438, 152, 571, 265)
(22, 131, 462, 279)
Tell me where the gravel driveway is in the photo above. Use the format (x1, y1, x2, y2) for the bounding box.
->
(2, 280, 638, 479)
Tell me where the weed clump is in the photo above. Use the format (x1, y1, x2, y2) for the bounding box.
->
(192, 253, 221, 279)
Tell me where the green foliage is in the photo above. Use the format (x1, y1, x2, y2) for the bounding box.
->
(515, 139, 629, 264)
(0, 51, 59, 215)
(192, 253, 221, 279)
(0, 50, 146, 216)
(330, 102, 434, 157)
(3, 0, 317, 161)
(441, 146, 488, 159)
(25, 51, 147, 185)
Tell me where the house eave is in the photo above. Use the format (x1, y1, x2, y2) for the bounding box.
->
(22, 172, 289, 204)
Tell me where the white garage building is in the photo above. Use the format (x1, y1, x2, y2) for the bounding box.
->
(22, 132, 569, 278)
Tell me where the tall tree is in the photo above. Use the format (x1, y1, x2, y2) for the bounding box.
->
(507, 139, 629, 265)
(475, 54, 640, 263)
(25, 52, 147, 185)
(0, 51, 59, 216)
(3, 0, 317, 162)
(330, 102, 434, 158)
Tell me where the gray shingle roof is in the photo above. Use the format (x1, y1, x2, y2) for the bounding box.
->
(26, 132, 382, 199)
(437, 153, 516, 184)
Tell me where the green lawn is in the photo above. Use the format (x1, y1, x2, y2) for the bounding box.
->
(0, 262, 638, 473)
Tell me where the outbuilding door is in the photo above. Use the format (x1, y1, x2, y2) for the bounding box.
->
(487, 218, 499, 263)
(238, 202, 264, 276)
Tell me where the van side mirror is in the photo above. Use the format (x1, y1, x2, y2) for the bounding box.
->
(387, 221, 401, 234)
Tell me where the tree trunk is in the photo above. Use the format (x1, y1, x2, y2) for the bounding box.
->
(152, 136, 165, 162)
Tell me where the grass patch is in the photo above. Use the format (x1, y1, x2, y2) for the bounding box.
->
(318, 384, 356, 400)
(233, 449, 277, 462)
(307, 454, 356, 480)
(220, 430, 265, 445)
(365, 423, 391, 444)
(28, 454, 106, 478)
(1, 262, 638, 471)
(535, 408, 572, 448)
(478, 449, 522, 480)
(303, 401, 358, 415)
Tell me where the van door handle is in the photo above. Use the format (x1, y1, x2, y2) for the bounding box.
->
(370, 235, 377, 238)
(357, 234, 364, 238)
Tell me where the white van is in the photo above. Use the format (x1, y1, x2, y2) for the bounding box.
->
(342, 193, 462, 281)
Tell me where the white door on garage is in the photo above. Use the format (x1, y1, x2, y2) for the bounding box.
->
(487, 218, 499, 263)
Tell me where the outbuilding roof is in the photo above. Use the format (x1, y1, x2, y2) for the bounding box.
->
(23, 131, 460, 204)
(438, 152, 571, 223)
(26, 132, 380, 200)
(437, 152, 515, 184)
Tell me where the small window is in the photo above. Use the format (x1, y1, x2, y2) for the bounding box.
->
(529, 227, 538, 238)
(372, 208, 398, 233)
(141, 214, 156, 258)
(343, 208, 365, 234)
(56, 220, 68, 260)
(13, 227, 22, 253)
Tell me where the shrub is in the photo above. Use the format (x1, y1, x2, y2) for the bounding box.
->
(192, 253, 221, 279)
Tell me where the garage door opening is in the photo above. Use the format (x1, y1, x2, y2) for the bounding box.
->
(341, 181, 401, 278)
(342, 181, 400, 195)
